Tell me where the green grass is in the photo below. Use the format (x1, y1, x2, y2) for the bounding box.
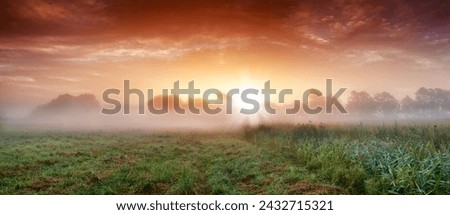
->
(0, 124, 449, 194)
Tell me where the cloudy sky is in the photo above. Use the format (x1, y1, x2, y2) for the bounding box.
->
(0, 0, 449, 108)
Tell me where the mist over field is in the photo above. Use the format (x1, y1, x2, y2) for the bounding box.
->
(1, 86, 449, 131)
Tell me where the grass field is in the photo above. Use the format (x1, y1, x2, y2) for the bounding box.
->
(0, 124, 449, 194)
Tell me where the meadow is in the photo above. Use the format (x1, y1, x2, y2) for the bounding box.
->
(0, 123, 449, 194)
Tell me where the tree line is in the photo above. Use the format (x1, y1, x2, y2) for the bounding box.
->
(346, 87, 450, 117)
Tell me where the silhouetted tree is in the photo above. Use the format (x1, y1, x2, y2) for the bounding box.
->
(415, 87, 439, 111)
(374, 92, 400, 114)
(346, 91, 377, 114)
(399, 88, 450, 117)
(434, 88, 450, 112)
(31, 94, 100, 118)
(400, 95, 416, 113)
(414, 87, 450, 114)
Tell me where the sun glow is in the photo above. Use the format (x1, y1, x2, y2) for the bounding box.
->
(233, 84, 264, 109)
(228, 79, 267, 125)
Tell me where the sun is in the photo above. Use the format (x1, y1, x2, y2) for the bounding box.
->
(227, 82, 266, 125)
(232, 84, 265, 111)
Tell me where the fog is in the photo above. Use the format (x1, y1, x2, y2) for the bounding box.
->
(1, 105, 449, 132)
(1, 87, 449, 132)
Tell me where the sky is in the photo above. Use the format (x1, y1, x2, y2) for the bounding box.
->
(0, 0, 449, 109)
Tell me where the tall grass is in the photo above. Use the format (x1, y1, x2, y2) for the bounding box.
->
(0, 124, 448, 194)
(243, 123, 450, 194)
